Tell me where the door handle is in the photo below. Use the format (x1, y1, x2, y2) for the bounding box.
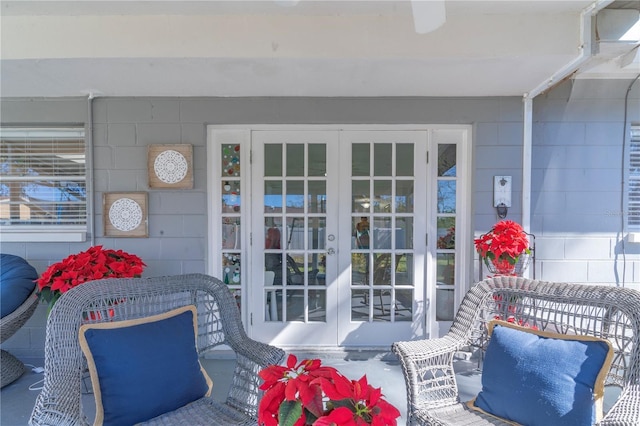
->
(326, 248, 336, 255)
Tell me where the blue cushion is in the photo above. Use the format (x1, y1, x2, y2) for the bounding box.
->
(0, 254, 37, 318)
(469, 320, 613, 426)
(79, 305, 213, 426)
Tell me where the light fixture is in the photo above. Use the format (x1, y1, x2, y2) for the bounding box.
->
(361, 202, 370, 209)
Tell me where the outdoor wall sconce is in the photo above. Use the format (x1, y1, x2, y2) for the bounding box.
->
(494, 176, 512, 219)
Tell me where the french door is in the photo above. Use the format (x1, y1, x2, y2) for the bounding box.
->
(208, 126, 470, 349)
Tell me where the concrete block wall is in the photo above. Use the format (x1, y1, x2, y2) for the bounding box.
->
(529, 78, 640, 288)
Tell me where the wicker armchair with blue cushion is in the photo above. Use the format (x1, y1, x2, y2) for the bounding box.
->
(30, 273, 285, 426)
(0, 254, 39, 388)
(392, 276, 640, 426)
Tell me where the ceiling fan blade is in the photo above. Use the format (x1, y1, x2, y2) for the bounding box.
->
(411, 0, 446, 34)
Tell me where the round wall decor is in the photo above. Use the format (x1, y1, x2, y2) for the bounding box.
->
(148, 144, 193, 189)
(108, 197, 143, 232)
(153, 149, 188, 184)
(104, 192, 148, 237)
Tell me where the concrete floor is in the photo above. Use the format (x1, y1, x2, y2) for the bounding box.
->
(0, 352, 483, 426)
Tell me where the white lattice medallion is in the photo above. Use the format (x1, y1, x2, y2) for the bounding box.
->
(108, 198, 143, 232)
(153, 149, 188, 184)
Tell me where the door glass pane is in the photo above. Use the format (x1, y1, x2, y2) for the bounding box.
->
(373, 254, 392, 285)
(264, 181, 282, 213)
(265, 144, 282, 177)
(287, 144, 304, 176)
(372, 289, 391, 321)
(437, 181, 456, 213)
(437, 217, 456, 249)
(353, 216, 370, 249)
(264, 288, 281, 322)
(308, 144, 326, 177)
(396, 144, 413, 176)
(351, 289, 369, 320)
(373, 180, 392, 213)
(352, 143, 370, 176)
(352, 181, 370, 213)
(309, 217, 326, 250)
(374, 143, 392, 176)
(373, 216, 392, 249)
(351, 253, 369, 285)
(308, 290, 326, 322)
(222, 218, 241, 249)
(222, 181, 241, 213)
(308, 181, 326, 213)
(396, 218, 413, 249)
(222, 144, 241, 177)
(286, 217, 305, 250)
(395, 253, 413, 285)
(395, 289, 413, 321)
(437, 253, 455, 285)
(286, 181, 304, 211)
(287, 289, 305, 321)
(438, 144, 457, 177)
(396, 180, 413, 213)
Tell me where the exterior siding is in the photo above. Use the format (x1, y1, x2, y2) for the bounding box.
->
(530, 79, 640, 288)
(1, 84, 638, 356)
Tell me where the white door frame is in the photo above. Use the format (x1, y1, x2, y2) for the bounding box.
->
(207, 124, 472, 345)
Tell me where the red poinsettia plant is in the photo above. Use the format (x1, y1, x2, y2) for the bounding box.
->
(474, 220, 530, 275)
(258, 354, 400, 426)
(36, 245, 146, 312)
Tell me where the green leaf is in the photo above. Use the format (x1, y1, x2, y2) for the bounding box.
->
(279, 400, 303, 426)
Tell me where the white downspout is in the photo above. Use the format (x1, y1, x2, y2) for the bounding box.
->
(521, 0, 614, 235)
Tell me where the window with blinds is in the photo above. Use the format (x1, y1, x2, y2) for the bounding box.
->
(0, 127, 87, 235)
(629, 126, 640, 230)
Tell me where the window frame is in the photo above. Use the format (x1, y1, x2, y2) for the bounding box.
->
(0, 126, 88, 242)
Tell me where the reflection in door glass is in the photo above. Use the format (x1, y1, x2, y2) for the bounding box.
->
(374, 143, 392, 176)
(352, 144, 370, 176)
(437, 181, 456, 213)
(438, 144, 457, 176)
(264, 181, 283, 213)
(308, 181, 326, 213)
(286, 181, 304, 210)
(396, 144, 414, 176)
(287, 144, 304, 176)
(308, 144, 327, 177)
(395, 180, 414, 213)
(373, 180, 392, 213)
(264, 144, 282, 177)
(352, 181, 370, 213)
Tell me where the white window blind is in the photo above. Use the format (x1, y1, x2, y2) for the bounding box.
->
(629, 126, 640, 230)
(0, 127, 87, 231)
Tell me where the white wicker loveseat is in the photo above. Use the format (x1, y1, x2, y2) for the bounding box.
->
(30, 273, 285, 426)
(392, 276, 640, 426)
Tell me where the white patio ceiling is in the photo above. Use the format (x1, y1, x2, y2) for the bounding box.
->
(1, 0, 639, 98)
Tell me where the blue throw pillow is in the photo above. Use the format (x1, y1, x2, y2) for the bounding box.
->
(79, 305, 213, 426)
(469, 320, 613, 426)
(0, 254, 37, 318)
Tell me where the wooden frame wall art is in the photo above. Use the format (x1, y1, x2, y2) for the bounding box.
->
(103, 192, 148, 237)
(148, 144, 193, 189)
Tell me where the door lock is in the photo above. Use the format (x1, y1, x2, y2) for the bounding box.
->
(326, 248, 336, 255)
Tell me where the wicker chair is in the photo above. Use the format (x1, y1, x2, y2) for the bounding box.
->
(0, 288, 39, 388)
(29, 273, 285, 426)
(392, 276, 640, 426)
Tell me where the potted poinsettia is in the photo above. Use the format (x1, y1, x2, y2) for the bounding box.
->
(474, 220, 531, 276)
(36, 245, 146, 314)
(258, 354, 400, 426)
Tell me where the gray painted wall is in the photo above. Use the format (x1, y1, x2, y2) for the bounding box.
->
(1, 81, 638, 357)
